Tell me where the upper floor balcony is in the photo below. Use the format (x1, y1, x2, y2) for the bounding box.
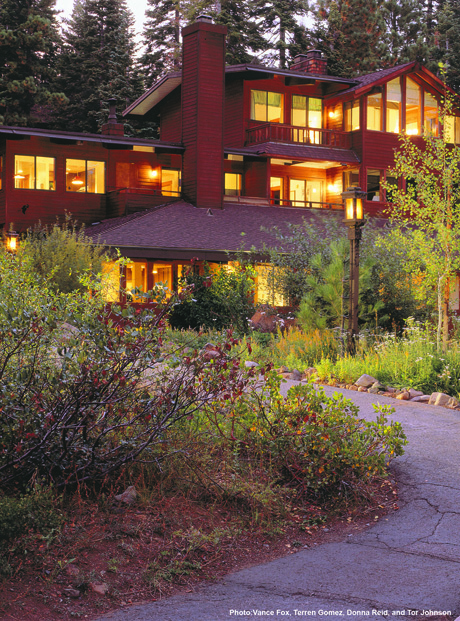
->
(246, 121, 352, 150)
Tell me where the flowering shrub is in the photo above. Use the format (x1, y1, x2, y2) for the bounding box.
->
(201, 373, 407, 502)
(0, 250, 252, 490)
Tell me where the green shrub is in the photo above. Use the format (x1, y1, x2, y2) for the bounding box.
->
(169, 261, 255, 334)
(0, 487, 63, 546)
(0, 250, 252, 490)
(271, 327, 339, 369)
(201, 373, 407, 503)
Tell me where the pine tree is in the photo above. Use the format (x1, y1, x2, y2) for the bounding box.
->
(313, 0, 389, 76)
(0, 0, 66, 126)
(381, 0, 426, 66)
(436, 0, 460, 91)
(53, 0, 142, 134)
(254, 0, 310, 68)
(139, 0, 182, 88)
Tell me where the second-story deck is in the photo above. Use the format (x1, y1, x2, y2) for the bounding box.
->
(246, 121, 351, 150)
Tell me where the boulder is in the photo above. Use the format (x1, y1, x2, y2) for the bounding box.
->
(90, 583, 109, 596)
(63, 588, 80, 599)
(277, 366, 290, 374)
(447, 396, 459, 409)
(358, 386, 367, 392)
(410, 395, 430, 403)
(244, 361, 260, 368)
(396, 391, 410, 400)
(409, 388, 424, 399)
(428, 392, 451, 407)
(355, 374, 378, 388)
(290, 369, 302, 381)
(304, 367, 318, 378)
(114, 485, 137, 504)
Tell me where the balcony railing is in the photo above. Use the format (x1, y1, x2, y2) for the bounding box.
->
(269, 198, 343, 210)
(246, 121, 351, 149)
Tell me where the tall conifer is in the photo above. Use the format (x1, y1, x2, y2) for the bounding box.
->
(54, 0, 142, 134)
(313, 0, 388, 76)
(381, 0, 425, 66)
(0, 0, 66, 126)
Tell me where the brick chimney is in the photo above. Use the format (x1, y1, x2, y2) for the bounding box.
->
(181, 16, 227, 208)
(290, 50, 327, 76)
(101, 98, 125, 136)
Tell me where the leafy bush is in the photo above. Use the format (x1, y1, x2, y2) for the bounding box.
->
(0, 250, 252, 489)
(271, 327, 339, 369)
(169, 261, 255, 334)
(19, 216, 107, 293)
(200, 373, 407, 503)
(0, 487, 63, 546)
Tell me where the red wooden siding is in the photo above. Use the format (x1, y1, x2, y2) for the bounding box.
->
(159, 89, 182, 142)
(224, 78, 244, 147)
(181, 21, 226, 209)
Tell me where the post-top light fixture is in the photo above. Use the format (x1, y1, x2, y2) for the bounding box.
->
(342, 186, 366, 222)
(5, 230, 19, 253)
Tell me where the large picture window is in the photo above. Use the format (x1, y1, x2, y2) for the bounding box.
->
(406, 77, 421, 135)
(367, 93, 382, 131)
(344, 100, 360, 131)
(66, 159, 105, 193)
(424, 92, 439, 136)
(386, 78, 401, 133)
(251, 90, 284, 123)
(14, 155, 55, 190)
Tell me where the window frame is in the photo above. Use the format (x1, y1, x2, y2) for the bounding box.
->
(65, 158, 106, 194)
(344, 100, 360, 131)
(14, 154, 56, 191)
(250, 89, 284, 124)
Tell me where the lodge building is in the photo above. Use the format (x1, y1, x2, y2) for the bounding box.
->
(1, 15, 459, 303)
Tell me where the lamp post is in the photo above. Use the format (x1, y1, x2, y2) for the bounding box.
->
(342, 186, 366, 354)
(5, 230, 19, 254)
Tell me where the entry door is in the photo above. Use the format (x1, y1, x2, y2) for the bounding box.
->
(306, 180, 322, 206)
(290, 179, 305, 206)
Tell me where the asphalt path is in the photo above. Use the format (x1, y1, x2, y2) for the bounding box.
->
(98, 383, 460, 621)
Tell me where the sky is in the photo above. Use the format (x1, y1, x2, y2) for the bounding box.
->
(55, 0, 149, 38)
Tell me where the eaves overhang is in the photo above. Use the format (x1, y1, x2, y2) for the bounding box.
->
(123, 73, 182, 117)
(0, 125, 184, 152)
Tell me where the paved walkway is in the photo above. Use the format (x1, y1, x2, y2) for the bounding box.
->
(99, 385, 460, 621)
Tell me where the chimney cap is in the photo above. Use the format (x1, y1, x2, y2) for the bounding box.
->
(196, 14, 213, 23)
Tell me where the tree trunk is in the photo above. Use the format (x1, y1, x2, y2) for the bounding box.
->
(437, 276, 443, 351)
(442, 277, 450, 352)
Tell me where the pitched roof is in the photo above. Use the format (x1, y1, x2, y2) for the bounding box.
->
(87, 200, 353, 259)
(333, 62, 416, 97)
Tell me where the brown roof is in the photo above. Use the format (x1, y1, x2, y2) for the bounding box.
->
(87, 200, 353, 260)
(230, 142, 359, 163)
(334, 62, 416, 97)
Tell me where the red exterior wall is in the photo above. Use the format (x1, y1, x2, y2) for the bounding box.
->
(1, 136, 182, 230)
(159, 89, 182, 143)
(224, 78, 244, 147)
(181, 20, 227, 208)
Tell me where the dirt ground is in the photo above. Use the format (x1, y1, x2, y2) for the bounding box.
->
(0, 478, 399, 621)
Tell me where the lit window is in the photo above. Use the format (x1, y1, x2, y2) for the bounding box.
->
(367, 93, 382, 131)
(344, 100, 360, 131)
(406, 77, 421, 135)
(66, 159, 105, 193)
(444, 116, 460, 144)
(386, 78, 401, 133)
(385, 175, 398, 203)
(290, 178, 305, 206)
(367, 169, 382, 201)
(161, 169, 181, 195)
(256, 264, 287, 306)
(126, 261, 147, 302)
(14, 155, 55, 190)
(344, 168, 360, 189)
(424, 92, 439, 136)
(225, 173, 242, 196)
(251, 90, 284, 123)
(270, 177, 283, 205)
(102, 262, 120, 303)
